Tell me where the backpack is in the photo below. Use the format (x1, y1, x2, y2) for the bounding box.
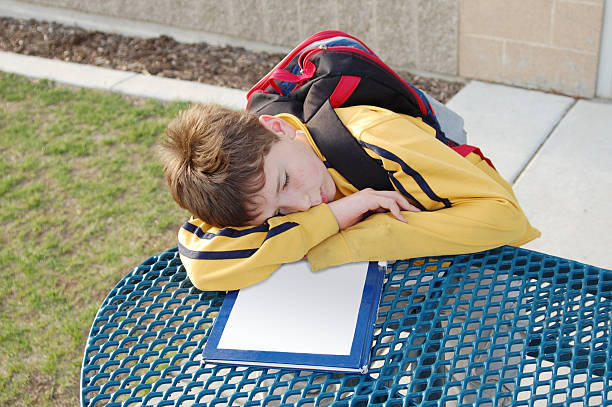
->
(246, 30, 463, 192)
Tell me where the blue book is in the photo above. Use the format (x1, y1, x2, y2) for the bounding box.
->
(203, 261, 385, 374)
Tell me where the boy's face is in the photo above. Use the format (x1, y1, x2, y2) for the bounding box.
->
(248, 116, 337, 225)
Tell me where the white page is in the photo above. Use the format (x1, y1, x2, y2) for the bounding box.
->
(217, 261, 370, 355)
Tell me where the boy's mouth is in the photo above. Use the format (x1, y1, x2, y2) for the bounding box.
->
(321, 188, 329, 204)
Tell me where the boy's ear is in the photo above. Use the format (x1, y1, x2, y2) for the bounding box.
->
(259, 115, 294, 139)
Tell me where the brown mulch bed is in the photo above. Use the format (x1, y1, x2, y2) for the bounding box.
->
(0, 16, 464, 103)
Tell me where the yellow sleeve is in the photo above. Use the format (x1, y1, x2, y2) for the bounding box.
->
(306, 106, 540, 270)
(179, 204, 339, 291)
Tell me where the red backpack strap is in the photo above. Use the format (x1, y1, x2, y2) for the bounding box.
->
(329, 76, 362, 108)
(452, 145, 496, 170)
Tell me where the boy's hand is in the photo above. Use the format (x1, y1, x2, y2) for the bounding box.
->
(328, 188, 421, 230)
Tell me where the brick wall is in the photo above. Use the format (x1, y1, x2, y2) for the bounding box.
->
(460, 0, 604, 97)
(19, 0, 607, 97)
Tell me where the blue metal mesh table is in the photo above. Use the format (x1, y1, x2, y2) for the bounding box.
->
(80, 246, 612, 406)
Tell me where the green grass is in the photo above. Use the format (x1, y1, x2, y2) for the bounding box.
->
(0, 72, 191, 407)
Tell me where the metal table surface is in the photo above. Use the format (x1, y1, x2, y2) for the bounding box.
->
(80, 246, 612, 406)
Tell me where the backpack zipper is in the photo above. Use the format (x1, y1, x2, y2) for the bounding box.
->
(247, 31, 372, 99)
(299, 45, 328, 74)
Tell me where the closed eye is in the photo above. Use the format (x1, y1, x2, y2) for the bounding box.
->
(273, 172, 290, 217)
(276, 172, 290, 215)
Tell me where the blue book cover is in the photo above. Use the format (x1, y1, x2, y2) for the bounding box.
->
(203, 261, 385, 374)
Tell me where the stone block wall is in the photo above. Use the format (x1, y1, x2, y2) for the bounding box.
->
(20, 0, 607, 97)
(459, 0, 604, 98)
(20, 0, 459, 76)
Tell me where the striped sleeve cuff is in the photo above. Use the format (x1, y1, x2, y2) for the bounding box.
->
(283, 203, 339, 248)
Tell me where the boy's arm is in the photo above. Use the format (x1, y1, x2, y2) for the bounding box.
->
(307, 197, 537, 271)
(306, 110, 540, 270)
(178, 204, 339, 291)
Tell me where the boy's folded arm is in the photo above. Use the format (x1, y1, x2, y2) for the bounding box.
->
(307, 195, 540, 271)
(178, 204, 339, 291)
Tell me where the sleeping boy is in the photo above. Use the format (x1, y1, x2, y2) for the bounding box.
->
(159, 103, 540, 291)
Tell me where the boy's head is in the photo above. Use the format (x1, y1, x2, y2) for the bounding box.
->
(160, 103, 336, 227)
(160, 104, 279, 227)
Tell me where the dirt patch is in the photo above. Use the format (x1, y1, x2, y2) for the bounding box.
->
(1, 16, 464, 103)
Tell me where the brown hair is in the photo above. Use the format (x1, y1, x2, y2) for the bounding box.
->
(159, 103, 279, 227)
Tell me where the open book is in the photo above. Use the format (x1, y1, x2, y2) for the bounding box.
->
(202, 260, 385, 374)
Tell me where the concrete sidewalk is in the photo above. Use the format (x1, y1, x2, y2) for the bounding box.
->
(447, 83, 612, 270)
(1, 20, 611, 270)
(0, 51, 247, 110)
